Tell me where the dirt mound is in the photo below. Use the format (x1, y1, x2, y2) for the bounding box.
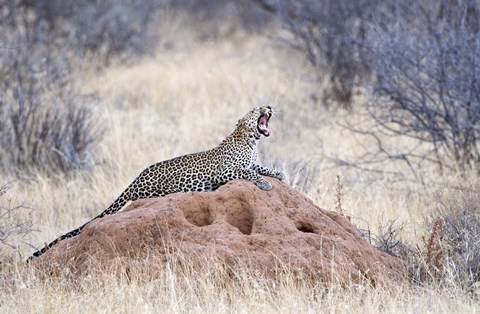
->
(32, 179, 406, 284)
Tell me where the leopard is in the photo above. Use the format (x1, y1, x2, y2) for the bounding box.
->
(28, 106, 285, 261)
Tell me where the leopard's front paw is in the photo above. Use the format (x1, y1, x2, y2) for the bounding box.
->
(273, 170, 286, 181)
(255, 178, 272, 191)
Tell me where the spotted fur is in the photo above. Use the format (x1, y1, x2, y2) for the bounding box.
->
(28, 106, 285, 261)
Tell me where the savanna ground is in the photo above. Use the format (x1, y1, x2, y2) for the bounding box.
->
(1, 2, 479, 313)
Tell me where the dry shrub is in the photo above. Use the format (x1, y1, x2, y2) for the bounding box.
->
(359, 184, 480, 292)
(335, 174, 344, 215)
(0, 1, 163, 63)
(0, 2, 117, 175)
(254, 0, 479, 177)
(360, 220, 408, 259)
(350, 0, 480, 175)
(254, 0, 376, 108)
(0, 183, 34, 261)
(0, 91, 103, 176)
(409, 185, 480, 291)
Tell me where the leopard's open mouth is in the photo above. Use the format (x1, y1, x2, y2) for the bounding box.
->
(257, 112, 272, 137)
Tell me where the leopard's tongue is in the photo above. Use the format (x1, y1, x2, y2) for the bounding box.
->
(258, 115, 271, 136)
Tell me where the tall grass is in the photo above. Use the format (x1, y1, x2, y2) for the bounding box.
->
(1, 254, 477, 313)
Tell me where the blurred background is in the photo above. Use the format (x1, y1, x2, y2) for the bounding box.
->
(1, 0, 479, 289)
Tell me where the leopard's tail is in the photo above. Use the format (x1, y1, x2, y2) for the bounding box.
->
(26, 223, 87, 262)
(27, 188, 133, 262)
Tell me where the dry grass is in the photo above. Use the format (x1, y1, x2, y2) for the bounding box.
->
(1, 254, 478, 314)
(1, 13, 479, 312)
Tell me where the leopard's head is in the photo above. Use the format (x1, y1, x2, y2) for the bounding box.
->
(236, 106, 274, 140)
